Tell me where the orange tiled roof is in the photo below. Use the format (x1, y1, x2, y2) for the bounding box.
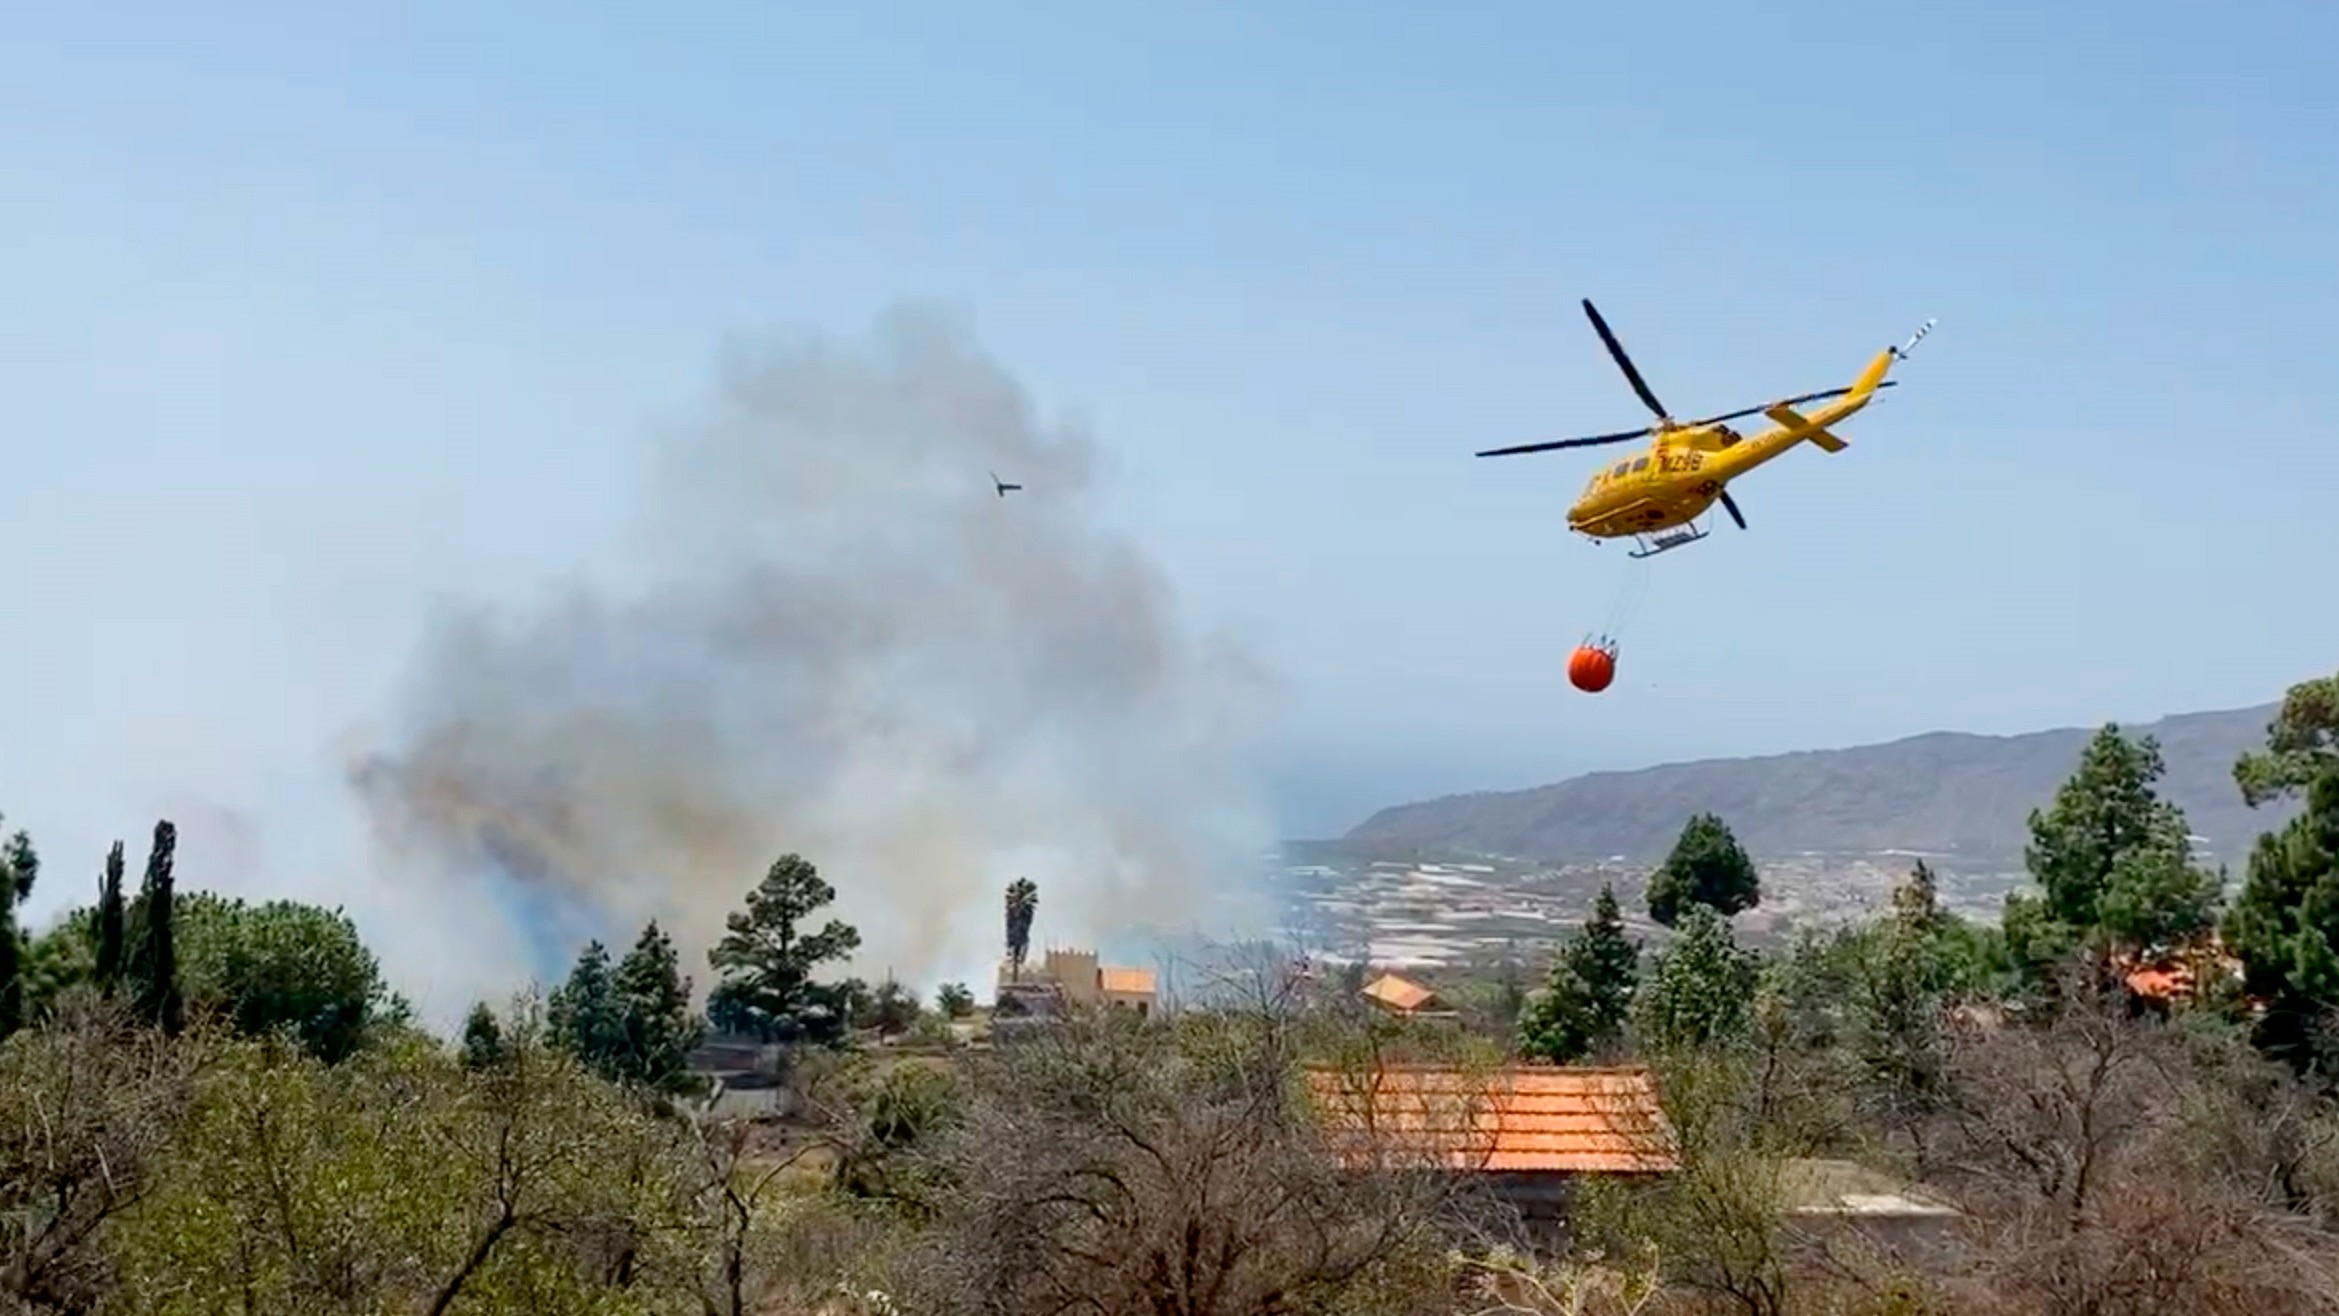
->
(1361, 973, 1440, 1012)
(2115, 936, 2246, 1003)
(1099, 966, 1156, 996)
(1305, 1064, 1676, 1174)
(2125, 966, 2189, 1000)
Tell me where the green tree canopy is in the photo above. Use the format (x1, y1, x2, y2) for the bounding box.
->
(2225, 745, 2339, 1070)
(1646, 812, 1761, 928)
(936, 982, 975, 1019)
(4, 824, 37, 904)
(2012, 724, 2221, 964)
(2236, 671, 2339, 807)
(22, 885, 396, 1061)
(611, 920, 706, 1093)
(172, 895, 395, 1063)
(548, 939, 625, 1067)
(0, 814, 33, 1037)
(459, 1001, 509, 1070)
(1634, 904, 1758, 1053)
(1517, 883, 1640, 1064)
(707, 853, 861, 1046)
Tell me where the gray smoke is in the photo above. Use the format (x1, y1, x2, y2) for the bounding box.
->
(349, 305, 1281, 993)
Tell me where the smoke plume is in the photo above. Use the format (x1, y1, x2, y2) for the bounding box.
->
(349, 305, 1280, 995)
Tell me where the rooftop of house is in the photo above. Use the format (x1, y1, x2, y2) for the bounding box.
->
(1778, 1158, 1959, 1218)
(995, 952, 1158, 1006)
(1304, 1063, 1676, 1174)
(1360, 972, 1442, 1013)
(1099, 966, 1157, 996)
(2114, 935, 2247, 1003)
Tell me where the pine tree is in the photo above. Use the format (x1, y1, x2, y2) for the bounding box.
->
(2234, 672, 2339, 808)
(129, 821, 183, 1035)
(613, 920, 705, 1093)
(2026, 726, 2193, 922)
(1646, 813, 1761, 928)
(1890, 860, 1945, 935)
(1518, 884, 1641, 1064)
(2226, 768, 2339, 1070)
(459, 1002, 509, 1070)
(548, 939, 625, 1070)
(2226, 675, 2339, 1070)
(95, 841, 127, 998)
(706, 854, 861, 1045)
(2015, 724, 2221, 962)
(1634, 904, 1757, 1052)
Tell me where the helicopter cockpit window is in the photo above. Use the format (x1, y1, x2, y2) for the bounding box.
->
(1630, 457, 1649, 472)
(1611, 462, 1630, 478)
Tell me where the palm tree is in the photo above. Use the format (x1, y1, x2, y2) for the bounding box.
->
(1005, 879, 1038, 981)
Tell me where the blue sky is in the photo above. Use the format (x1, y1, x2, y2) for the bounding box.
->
(4, 3, 2335, 997)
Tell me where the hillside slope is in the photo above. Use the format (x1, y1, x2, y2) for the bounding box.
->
(1344, 704, 2297, 867)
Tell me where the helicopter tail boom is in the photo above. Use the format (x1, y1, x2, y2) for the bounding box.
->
(1758, 345, 1897, 438)
(1703, 344, 1902, 479)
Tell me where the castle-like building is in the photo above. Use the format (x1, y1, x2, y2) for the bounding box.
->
(996, 946, 1157, 1017)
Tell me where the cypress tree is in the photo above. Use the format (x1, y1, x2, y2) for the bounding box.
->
(95, 841, 127, 998)
(131, 821, 183, 1035)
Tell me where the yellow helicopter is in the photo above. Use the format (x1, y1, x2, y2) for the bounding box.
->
(1479, 300, 1935, 558)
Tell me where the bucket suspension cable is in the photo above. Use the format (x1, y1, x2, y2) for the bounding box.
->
(1602, 554, 1653, 642)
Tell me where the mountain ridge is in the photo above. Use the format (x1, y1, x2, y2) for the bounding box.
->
(1341, 702, 2299, 869)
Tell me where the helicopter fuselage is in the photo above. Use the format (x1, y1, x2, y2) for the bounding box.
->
(1563, 425, 1758, 538)
(1563, 343, 1900, 541)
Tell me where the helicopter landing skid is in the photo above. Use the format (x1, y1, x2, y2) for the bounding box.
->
(1627, 524, 1708, 559)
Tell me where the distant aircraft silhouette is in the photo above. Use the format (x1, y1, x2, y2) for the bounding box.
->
(991, 471, 1023, 498)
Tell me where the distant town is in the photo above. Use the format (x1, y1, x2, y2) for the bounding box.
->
(1272, 842, 2025, 970)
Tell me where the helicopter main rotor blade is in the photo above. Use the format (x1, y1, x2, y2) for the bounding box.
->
(1686, 381, 1898, 429)
(1719, 489, 1747, 530)
(1582, 299, 1669, 421)
(1476, 427, 1651, 458)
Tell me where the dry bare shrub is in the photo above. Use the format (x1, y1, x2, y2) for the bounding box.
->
(1448, 1241, 1667, 1316)
(1925, 983, 2339, 1316)
(0, 993, 214, 1313)
(685, 1109, 925, 1316)
(2166, 1023, 2339, 1224)
(898, 1002, 1487, 1316)
(1566, 1046, 1820, 1316)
